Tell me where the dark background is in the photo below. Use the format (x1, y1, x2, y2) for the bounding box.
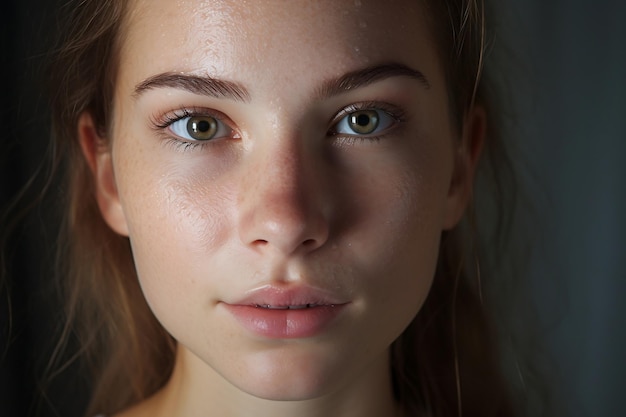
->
(2, 1, 625, 416)
(1, 1, 91, 416)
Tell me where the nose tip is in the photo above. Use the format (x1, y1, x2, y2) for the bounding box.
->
(237, 147, 331, 256)
(247, 211, 329, 255)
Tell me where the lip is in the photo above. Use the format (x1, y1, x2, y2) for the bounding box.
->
(221, 285, 349, 339)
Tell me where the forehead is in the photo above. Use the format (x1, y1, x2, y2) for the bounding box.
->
(119, 0, 441, 96)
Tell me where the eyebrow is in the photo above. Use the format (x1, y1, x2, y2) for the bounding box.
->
(133, 62, 429, 102)
(133, 72, 251, 102)
(317, 63, 431, 99)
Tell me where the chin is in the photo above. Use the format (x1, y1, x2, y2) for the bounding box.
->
(226, 345, 347, 401)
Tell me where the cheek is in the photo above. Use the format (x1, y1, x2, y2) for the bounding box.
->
(114, 145, 237, 313)
(153, 175, 232, 252)
(336, 143, 452, 329)
(374, 174, 445, 278)
(345, 140, 452, 271)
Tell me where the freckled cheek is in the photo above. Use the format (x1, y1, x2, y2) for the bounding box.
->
(340, 164, 445, 339)
(119, 164, 238, 327)
(114, 145, 237, 294)
(347, 161, 447, 267)
(125, 174, 234, 254)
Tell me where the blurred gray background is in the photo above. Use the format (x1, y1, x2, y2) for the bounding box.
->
(499, 2, 626, 416)
(1, 1, 625, 416)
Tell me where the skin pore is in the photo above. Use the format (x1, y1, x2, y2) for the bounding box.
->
(78, 0, 484, 416)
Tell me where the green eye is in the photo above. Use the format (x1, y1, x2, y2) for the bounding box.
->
(186, 116, 218, 140)
(166, 110, 234, 145)
(348, 110, 379, 134)
(333, 108, 395, 138)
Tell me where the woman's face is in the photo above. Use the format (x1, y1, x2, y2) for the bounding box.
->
(87, 0, 478, 402)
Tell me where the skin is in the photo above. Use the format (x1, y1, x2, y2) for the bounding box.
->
(79, 0, 484, 416)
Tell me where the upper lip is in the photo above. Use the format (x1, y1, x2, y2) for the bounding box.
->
(225, 284, 348, 309)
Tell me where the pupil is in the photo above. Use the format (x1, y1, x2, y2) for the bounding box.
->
(196, 120, 210, 132)
(356, 114, 370, 126)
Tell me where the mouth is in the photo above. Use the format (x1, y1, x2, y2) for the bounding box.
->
(252, 303, 334, 310)
(223, 284, 348, 338)
(230, 284, 346, 310)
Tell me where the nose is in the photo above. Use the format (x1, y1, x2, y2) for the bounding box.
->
(237, 137, 331, 256)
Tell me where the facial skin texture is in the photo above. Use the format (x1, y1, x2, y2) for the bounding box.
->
(78, 0, 484, 416)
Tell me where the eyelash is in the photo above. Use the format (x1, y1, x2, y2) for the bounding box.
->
(150, 107, 234, 152)
(150, 101, 406, 151)
(328, 101, 406, 144)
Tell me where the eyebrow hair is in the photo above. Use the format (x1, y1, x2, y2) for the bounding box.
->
(133, 63, 428, 102)
(133, 72, 251, 102)
(317, 63, 431, 99)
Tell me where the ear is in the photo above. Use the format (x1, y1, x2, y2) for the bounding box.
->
(442, 106, 486, 230)
(78, 112, 129, 236)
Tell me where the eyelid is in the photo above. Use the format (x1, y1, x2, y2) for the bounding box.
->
(150, 107, 238, 143)
(328, 101, 405, 137)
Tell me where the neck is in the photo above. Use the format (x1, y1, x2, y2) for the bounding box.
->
(138, 345, 402, 417)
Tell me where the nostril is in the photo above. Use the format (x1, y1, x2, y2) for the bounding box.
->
(240, 198, 330, 254)
(251, 237, 320, 252)
(302, 238, 317, 247)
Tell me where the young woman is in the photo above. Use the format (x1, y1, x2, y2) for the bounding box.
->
(45, 0, 518, 416)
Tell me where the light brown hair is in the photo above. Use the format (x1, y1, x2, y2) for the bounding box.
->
(46, 1, 517, 416)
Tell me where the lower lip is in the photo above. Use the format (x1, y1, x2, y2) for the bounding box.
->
(222, 304, 346, 339)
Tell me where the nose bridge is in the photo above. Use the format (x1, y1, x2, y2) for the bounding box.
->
(237, 131, 330, 255)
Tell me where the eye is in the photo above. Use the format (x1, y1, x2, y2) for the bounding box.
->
(333, 109, 395, 136)
(169, 115, 232, 141)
